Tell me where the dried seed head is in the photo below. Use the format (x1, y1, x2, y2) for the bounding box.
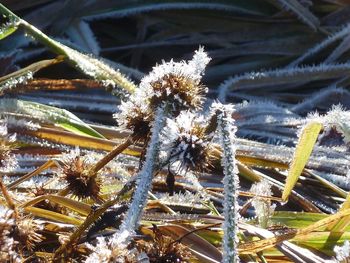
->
(162, 112, 215, 172)
(15, 216, 43, 251)
(149, 73, 206, 114)
(136, 225, 192, 263)
(142, 48, 210, 114)
(60, 149, 101, 200)
(115, 100, 153, 139)
(115, 48, 211, 138)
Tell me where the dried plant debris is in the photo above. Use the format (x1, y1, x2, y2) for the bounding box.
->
(2, 2, 350, 262)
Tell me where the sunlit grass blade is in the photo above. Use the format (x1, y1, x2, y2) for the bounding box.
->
(239, 208, 350, 254)
(20, 194, 91, 216)
(0, 16, 19, 40)
(0, 57, 63, 95)
(0, 99, 105, 138)
(0, 3, 137, 94)
(24, 206, 82, 225)
(282, 122, 322, 202)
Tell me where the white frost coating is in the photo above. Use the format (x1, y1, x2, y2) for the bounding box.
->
(334, 240, 350, 262)
(288, 23, 350, 68)
(139, 46, 210, 100)
(113, 107, 165, 247)
(275, 0, 319, 31)
(292, 86, 348, 113)
(250, 180, 276, 228)
(115, 47, 210, 130)
(0, 71, 33, 94)
(215, 102, 239, 263)
(84, 3, 262, 21)
(218, 63, 350, 102)
(308, 105, 350, 144)
(85, 108, 166, 261)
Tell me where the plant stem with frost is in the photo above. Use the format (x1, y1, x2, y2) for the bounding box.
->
(216, 103, 239, 263)
(113, 106, 166, 246)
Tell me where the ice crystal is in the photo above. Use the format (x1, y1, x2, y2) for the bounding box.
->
(250, 180, 276, 228)
(334, 240, 350, 262)
(215, 102, 239, 263)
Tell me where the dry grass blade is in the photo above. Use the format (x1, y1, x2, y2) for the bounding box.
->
(282, 122, 322, 202)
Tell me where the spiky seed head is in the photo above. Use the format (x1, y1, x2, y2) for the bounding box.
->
(149, 73, 207, 114)
(60, 149, 101, 200)
(15, 216, 43, 251)
(162, 112, 215, 172)
(136, 225, 193, 263)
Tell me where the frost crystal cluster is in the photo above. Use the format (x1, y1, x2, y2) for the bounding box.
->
(250, 180, 276, 228)
(334, 240, 350, 262)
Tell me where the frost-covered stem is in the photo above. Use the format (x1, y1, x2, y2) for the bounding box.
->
(217, 106, 239, 263)
(114, 106, 166, 246)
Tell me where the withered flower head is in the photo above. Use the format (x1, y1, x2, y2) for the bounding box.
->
(15, 215, 43, 251)
(162, 112, 215, 172)
(60, 148, 101, 200)
(142, 47, 210, 114)
(115, 48, 211, 138)
(136, 225, 193, 263)
(114, 100, 153, 139)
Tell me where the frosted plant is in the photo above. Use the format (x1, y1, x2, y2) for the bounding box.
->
(250, 180, 276, 228)
(112, 108, 165, 250)
(0, 71, 33, 95)
(292, 86, 349, 114)
(308, 105, 350, 144)
(115, 47, 211, 138)
(275, 0, 319, 31)
(161, 111, 215, 172)
(215, 102, 239, 263)
(218, 63, 350, 102)
(334, 240, 350, 262)
(288, 23, 350, 68)
(58, 147, 102, 200)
